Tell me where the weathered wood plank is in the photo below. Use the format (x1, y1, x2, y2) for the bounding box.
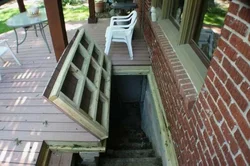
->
(0, 98, 49, 105)
(0, 151, 39, 164)
(48, 151, 61, 166)
(0, 87, 46, 94)
(59, 153, 73, 166)
(0, 81, 48, 88)
(0, 122, 86, 132)
(48, 152, 73, 166)
(0, 131, 98, 142)
(0, 106, 60, 114)
(0, 93, 46, 99)
(0, 140, 42, 152)
(0, 114, 74, 122)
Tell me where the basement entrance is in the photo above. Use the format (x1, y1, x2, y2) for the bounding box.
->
(98, 75, 162, 166)
(43, 28, 176, 166)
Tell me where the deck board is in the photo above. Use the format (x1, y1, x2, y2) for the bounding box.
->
(0, 19, 151, 165)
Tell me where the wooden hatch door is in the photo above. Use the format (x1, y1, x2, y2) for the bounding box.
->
(43, 28, 111, 140)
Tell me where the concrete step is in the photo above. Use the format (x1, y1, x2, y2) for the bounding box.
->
(106, 149, 155, 158)
(109, 142, 152, 150)
(99, 157, 162, 166)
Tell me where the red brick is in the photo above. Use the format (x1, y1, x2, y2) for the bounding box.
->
(207, 95, 222, 122)
(222, 57, 243, 85)
(224, 46, 238, 62)
(213, 49, 224, 62)
(197, 141, 207, 166)
(240, 81, 250, 101)
(225, 79, 248, 111)
(225, 15, 248, 36)
(234, 130, 250, 163)
(212, 138, 226, 165)
(228, 2, 240, 15)
(224, 15, 235, 27)
(222, 145, 236, 166)
(205, 79, 219, 101)
(221, 122, 239, 155)
(235, 154, 247, 166)
(204, 150, 213, 165)
(211, 59, 227, 83)
(214, 78, 231, 105)
(236, 56, 250, 81)
(218, 99, 236, 130)
(247, 110, 250, 123)
(207, 68, 215, 81)
(194, 107, 204, 130)
(212, 156, 219, 166)
(230, 104, 250, 139)
(239, 6, 250, 23)
(230, 34, 250, 61)
(210, 116, 225, 145)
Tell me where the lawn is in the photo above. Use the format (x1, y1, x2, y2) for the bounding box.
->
(204, 5, 228, 27)
(0, 3, 89, 34)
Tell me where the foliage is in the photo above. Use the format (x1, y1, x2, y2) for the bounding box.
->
(63, 4, 89, 22)
(204, 5, 227, 27)
(0, 3, 89, 34)
(62, 0, 84, 5)
(0, 7, 19, 34)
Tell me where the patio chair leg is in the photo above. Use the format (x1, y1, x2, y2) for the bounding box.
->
(104, 37, 112, 56)
(0, 57, 5, 63)
(126, 38, 133, 60)
(9, 48, 21, 66)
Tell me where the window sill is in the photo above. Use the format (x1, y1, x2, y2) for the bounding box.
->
(157, 19, 207, 93)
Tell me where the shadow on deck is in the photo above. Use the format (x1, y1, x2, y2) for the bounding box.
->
(0, 19, 151, 165)
(68, 19, 151, 66)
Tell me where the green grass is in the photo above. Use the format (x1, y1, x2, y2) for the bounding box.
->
(63, 4, 89, 22)
(204, 6, 227, 27)
(0, 3, 89, 34)
(0, 7, 19, 34)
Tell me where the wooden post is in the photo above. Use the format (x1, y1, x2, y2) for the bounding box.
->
(17, 0, 26, 12)
(151, 0, 157, 7)
(88, 0, 97, 23)
(44, 0, 68, 61)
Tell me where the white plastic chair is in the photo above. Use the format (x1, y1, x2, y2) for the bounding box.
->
(0, 40, 21, 81)
(105, 10, 137, 60)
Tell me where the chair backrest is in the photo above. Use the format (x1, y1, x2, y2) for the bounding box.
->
(108, 11, 137, 37)
(128, 11, 137, 30)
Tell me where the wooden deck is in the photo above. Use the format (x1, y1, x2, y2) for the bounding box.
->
(0, 19, 150, 165)
(67, 19, 151, 66)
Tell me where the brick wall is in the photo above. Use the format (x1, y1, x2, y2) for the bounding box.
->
(139, 0, 250, 165)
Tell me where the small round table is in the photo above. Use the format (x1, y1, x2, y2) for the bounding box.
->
(6, 8, 51, 53)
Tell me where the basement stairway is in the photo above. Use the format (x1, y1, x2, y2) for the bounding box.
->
(98, 102, 162, 166)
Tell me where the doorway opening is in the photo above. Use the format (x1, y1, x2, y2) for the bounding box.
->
(98, 75, 163, 166)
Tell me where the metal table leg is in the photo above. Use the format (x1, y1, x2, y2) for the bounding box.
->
(39, 23, 51, 53)
(14, 28, 28, 53)
(34, 25, 38, 37)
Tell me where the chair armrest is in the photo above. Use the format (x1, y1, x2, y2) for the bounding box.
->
(110, 17, 131, 26)
(111, 15, 130, 21)
(110, 23, 131, 29)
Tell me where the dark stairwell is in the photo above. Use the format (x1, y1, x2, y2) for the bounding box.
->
(98, 76, 162, 166)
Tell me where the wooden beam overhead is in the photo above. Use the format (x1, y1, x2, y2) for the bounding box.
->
(44, 0, 68, 61)
(88, 0, 97, 23)
(17, 0, 26, 12)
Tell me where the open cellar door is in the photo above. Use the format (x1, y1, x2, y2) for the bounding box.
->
(44, 28, 111, 140)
